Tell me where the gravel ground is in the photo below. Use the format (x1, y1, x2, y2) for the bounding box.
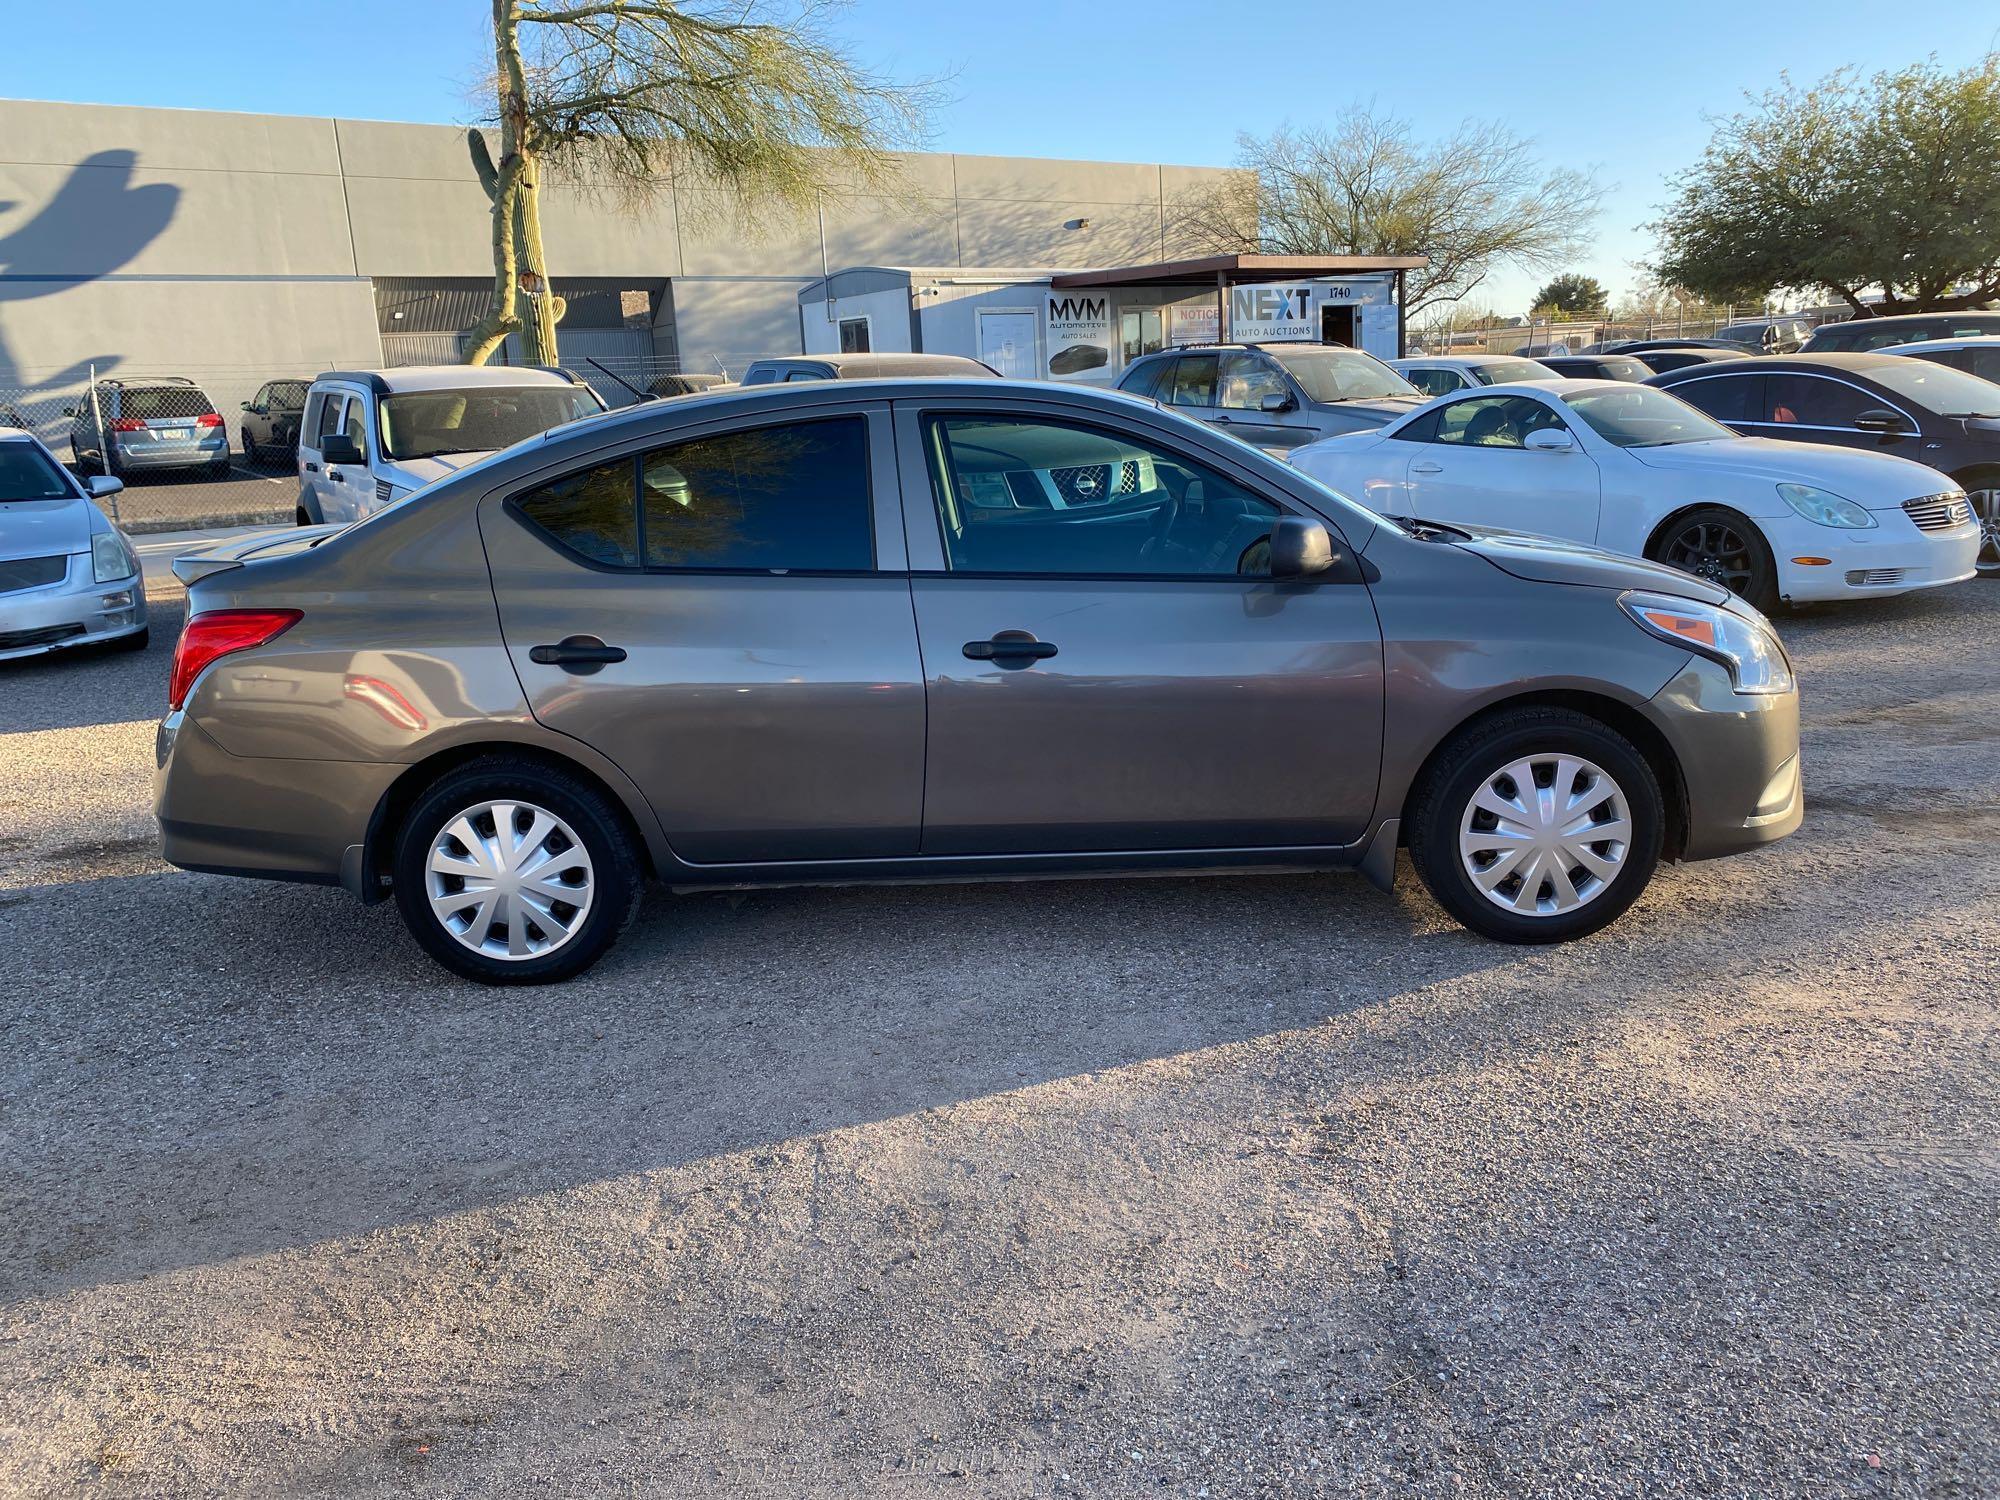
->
(1, 575, 1996, 1498)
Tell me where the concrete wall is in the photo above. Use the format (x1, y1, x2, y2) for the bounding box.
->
(0, 96, 1227, 394)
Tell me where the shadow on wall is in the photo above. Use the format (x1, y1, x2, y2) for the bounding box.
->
(0, 148, 180, 396)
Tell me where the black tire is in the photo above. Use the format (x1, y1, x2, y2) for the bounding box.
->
(1407, 707, 1664, 945)
(241, 433, 260, 467)
(391, 755, 644, 985)
(1648, 506, 1776, 610)
(1952, 467, 2000, 578)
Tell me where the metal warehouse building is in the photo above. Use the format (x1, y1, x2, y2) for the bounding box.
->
(0, 97, 1237, 410)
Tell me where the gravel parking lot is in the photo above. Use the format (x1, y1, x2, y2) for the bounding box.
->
(1, 567, 1996, 1497)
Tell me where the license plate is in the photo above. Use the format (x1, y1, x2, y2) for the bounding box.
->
(159, 428, 190, 441)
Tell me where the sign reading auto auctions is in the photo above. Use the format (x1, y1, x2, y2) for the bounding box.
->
(1045, 293, 1113, 379)
(1228, 284, 1315, 341)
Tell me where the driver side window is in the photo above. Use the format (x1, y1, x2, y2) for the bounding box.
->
(1431, 394, 1563, 448)
(1218, 353, 1291, 411)
(923, 415, 1283, 578)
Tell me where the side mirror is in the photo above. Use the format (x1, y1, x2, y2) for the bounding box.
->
(87, 474, 124, 499)
(1268, 516, 1337, 579)
(240, 400, 253, 411)
(320, 432, 365, 465)
(1524, 427, 1576, 452)
(1259, 390, 1297, 414)
(1854, 408, 1905, 434)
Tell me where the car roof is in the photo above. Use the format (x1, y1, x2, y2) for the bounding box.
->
(1883, 335, 2000, 353)
(1652, 351, 1904, 375)
(748, 353, 995, 376)
(313, 364, 586, 394)
(1815, 311, 2000, 329)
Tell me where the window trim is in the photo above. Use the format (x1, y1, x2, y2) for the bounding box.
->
(914, 408, 1306, 583)
(503, 409, 883, 577)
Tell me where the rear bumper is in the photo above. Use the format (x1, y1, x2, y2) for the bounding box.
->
(0, 560, 147, 661)
(113, 436, 229, 471)
(1648, 658, 1803, 860)
(154, 712, 398, 885)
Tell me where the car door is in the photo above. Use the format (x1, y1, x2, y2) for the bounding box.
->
(299, 390, 342, 518)
(1403, 393, 1603, 543)
(321, 394, 377, 520)
(480, 400, 926, 863)
(894, 397, 1384, 854)
(243, 383, 271, 447)
(1160, 350, 1223, 433)
(1741, 372, 1917, 454)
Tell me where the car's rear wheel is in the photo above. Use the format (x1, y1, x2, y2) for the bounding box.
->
(1408, 707, 1664, 944)
(1650, 507, 1776, 609)
(392, 757, 643, 985)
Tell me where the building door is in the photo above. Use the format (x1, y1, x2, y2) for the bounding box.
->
(978, 310, 1040, 379)
(1321, 305, 1358, 347)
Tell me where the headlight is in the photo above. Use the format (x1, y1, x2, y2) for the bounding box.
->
(91, 530, 135, 583)
(1620, 590, 1795, 695)
(1777, 482, 1875, 529)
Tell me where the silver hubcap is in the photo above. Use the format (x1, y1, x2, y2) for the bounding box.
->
(1969, 487, 2000, 574)
(1459, 754, 1633, 917)
(425, 799, 595, 961)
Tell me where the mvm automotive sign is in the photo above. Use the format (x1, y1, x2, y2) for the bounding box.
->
(1229, 284, 1315, 341)
(1045, 294, 1112, 379)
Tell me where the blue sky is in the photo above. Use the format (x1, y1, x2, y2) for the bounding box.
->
(4, 0, 1996, 314)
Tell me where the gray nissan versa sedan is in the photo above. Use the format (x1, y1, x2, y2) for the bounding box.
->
(155, 379, 1803, 984)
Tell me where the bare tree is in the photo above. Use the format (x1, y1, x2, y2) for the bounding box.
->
(464, 0, 940, 365)
(1173, 113, 1602, 321)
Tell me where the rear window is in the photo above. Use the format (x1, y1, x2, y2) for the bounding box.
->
(0, 441, 77, 501)
(117, 385, 216, 420)
(268, 382, 309, 409)
(511, 416, 874, 573)
(1118, 357, 1173, 400)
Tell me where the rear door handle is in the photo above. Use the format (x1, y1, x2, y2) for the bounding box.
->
(303, 461, 319, 472)
(1411, 461, 1444, 474)
(963, 629, 1057, 665)
(529, 634, 627, 674)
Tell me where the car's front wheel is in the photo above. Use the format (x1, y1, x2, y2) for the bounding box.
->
(1408, 707, 1664, 944)
(1649, 507, 1775, 609)
(391, 757, 643, 985)
(1955, 468, 2000, 577)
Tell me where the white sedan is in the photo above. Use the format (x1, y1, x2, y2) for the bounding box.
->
(1287, 379, 1980, 607)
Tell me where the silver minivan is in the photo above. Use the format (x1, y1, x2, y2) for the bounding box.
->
(295, 365, 604, 525)
(160, 380, 1802, 984)
(1116, 343, 1427, 451)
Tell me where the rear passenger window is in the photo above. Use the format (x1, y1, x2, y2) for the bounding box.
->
(1671, 374, 1760, 424)
(1167, 354, 1218, 408)
(1120, 358, 1172, 399)
(641, 416, 872, 571)
(515, 460, 639, 567)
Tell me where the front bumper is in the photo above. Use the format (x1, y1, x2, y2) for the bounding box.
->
(1648, 656, 1803, 861)
(0, 556, 147, 661)
(1770, 515, 1980, 602)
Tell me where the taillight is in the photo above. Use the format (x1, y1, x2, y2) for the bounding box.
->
(196, 412, 224, 428)
(109, 417, 146, 432)
(169, 609, 302, 710)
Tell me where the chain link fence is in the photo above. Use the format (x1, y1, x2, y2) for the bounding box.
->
(2, 352, 785, 534)
(1412, 304, 1851, 357)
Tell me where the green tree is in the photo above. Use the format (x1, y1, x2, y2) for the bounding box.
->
(1527, 273, 1607, 318)
(465, 0, 939, 365)
(1653, 57, 2000, 315)
(1171, 111, 1601, 320)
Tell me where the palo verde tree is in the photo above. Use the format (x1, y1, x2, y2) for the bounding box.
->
(1172, 110, 1601, 321)
(464, 0, 937, 366)
(1653, 56, 2000, 316)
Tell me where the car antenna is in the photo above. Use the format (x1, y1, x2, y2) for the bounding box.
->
(585, 359, 656, 403)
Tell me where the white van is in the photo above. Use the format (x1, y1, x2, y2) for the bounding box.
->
(296, 365, 605, 524)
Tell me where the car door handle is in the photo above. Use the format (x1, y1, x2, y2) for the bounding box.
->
(529, 635, 627, 674)
(303, 461, 319, 472)
(963, 630, 1057, 664)
(1411, 461, 1444, 474)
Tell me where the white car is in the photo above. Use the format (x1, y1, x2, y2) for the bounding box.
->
(0, 425, 147, 660)
(1391, 354, 1561, 398)
(1287, 380, 1979, 607)
(1883, 334, 2000, 383)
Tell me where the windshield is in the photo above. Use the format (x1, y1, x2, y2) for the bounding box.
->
(0, 441, 79, 501)
(377, 386, 603, 461)
(1482, 359, 1556, 383)
(1268, 348, 1419, 403)
(1565, 386, 1737, 447)
(1865, 360, 2000, 416)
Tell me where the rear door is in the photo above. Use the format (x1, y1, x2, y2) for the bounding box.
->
(894, 396, 1384, 854)
(1160, 351, 1223, 433)
(1404, 393, 1603, 542)
(480, 400, 926, 863)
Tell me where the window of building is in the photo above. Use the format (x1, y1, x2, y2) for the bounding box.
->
(838, 317, 871, 353)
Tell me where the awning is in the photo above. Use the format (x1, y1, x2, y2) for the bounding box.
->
(1048, 254, 1426, 289)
